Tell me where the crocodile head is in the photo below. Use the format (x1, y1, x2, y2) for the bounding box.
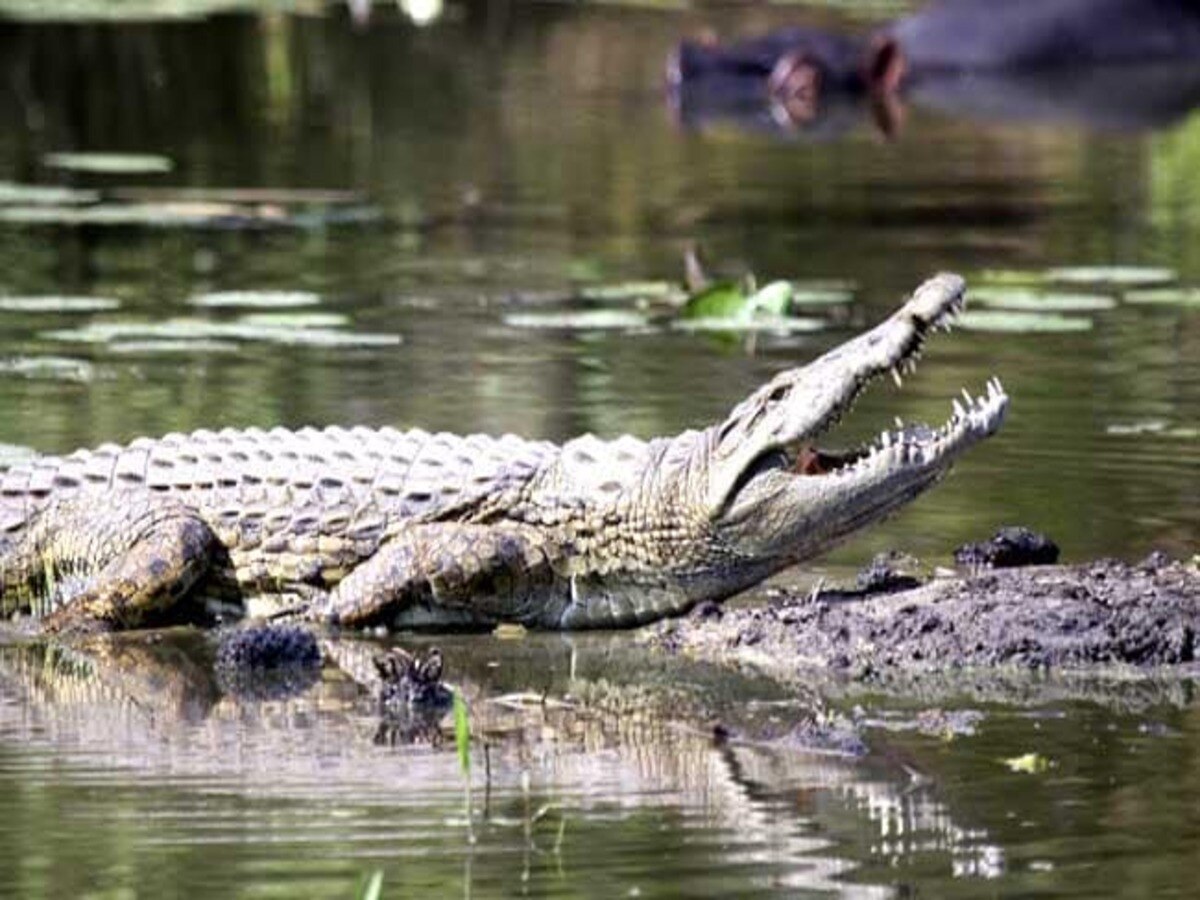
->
(702, 273, 1007, 573)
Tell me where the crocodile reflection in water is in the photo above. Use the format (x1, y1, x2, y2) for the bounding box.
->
(0, 629, 451, 745)
(0, 629, 1006, 890)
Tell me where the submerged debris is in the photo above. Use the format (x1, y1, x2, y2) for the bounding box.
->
(856, 551, 923, 593)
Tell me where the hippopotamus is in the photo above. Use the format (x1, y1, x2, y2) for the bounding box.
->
(668, 0, 1200, 134)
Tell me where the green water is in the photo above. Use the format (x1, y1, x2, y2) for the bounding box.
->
(0, 2, 1197, 896)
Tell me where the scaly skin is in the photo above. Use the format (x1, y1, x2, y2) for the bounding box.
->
(0, 274, 1007, 632)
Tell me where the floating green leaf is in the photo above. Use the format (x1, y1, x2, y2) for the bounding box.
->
(957, 310, 1094, 333)
(188, 290, 323, 310)
(43, 152, 174, 175)
(502, 310, 651, 330)
(1123, 287, 1200, 308)
(682, 279, 796, 319)
(0, 296, 121, 313)
(1046, 266, 1175, 286)
(680, 281, 746, 319)
(968, 288, 1116, 312)
(747, 281, 794, 315)
(453, 691, 471, 776)
(1003, 752, 1052, 774)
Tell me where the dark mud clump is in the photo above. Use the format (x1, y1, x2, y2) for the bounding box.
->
(954, 526, 1060, 569)
(648, 556, 1200, 681)
(213, 623, 322, 700)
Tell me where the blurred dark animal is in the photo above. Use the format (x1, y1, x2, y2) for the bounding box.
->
(668, 0, 1200, 136)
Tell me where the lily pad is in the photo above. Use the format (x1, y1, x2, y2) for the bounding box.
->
(187, 290, 323, 309)
(975, 269, 1049, 286)
(1046, 266, 1175, 287)
(41, 318, 401, 349)
(239, 312, 350, 328)
(503, 310, 652, 330)
(1123, 287, 1200, 308)
(1106, 421, 1198, 438)
(672, 314, 826, 334)
(0, 295, 121, 313)
(0, 201, 379, 230)
(42, 152, 174, 175)
(0, 355, 96, 382)
(0, 182, 99, 206)
(263, 329, 402, 348)
(957, 310, 1094, 333)
(1105, 420, 1168, 435)
(107, 340, 242, 355)
(576, 281, 683, 304)
(787, 284, 855, 306)
(968, 288, 1116, 312)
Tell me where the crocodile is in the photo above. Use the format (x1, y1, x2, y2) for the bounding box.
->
(0, 273, 1007, 633)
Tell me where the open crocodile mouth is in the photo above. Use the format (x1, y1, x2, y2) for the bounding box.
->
(784, 377, 1008, 479)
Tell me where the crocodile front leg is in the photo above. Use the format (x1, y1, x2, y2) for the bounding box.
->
(313, 523, 565, 629)
(15, 494, 222, 632)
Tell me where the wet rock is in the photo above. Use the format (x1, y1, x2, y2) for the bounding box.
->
(954, 526, 1060, 569)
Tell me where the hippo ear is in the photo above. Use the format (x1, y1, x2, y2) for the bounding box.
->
(865, 36, 906, 94)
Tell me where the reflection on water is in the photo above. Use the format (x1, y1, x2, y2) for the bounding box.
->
(0, 631, 1007, 897)
(0, 631, 898, 897)
(0, 2, 1197, 896)
(2, 630, 1199, 898)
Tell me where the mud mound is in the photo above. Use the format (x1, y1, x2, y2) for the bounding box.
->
(649, 556, 1200, 680)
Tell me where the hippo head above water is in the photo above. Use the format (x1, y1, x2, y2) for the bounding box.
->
(667, 0, 1200, 137)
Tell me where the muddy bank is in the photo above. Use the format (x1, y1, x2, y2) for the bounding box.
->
(647, 556, 1200, 685)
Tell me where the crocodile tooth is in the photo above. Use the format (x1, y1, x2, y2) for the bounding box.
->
(952, 399, 965, 420)
(894, 417, 904, 430)
(891, 367, 904, 388)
